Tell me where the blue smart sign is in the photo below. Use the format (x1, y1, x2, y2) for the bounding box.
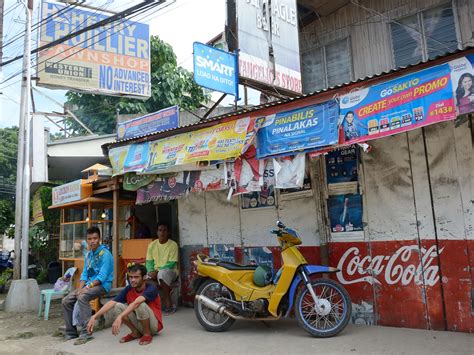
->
(193, 42, 239, 97)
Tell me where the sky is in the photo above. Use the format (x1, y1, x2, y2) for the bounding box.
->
(0, 0, 247, 133)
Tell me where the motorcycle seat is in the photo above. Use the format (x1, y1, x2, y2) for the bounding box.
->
(216, 261, 258, 271)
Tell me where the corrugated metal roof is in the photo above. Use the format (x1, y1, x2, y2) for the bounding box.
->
(104, 47, 473, 151)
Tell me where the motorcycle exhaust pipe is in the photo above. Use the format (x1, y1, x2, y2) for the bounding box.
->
(195, 295, 228, 315)
(195, 295, 282, 321)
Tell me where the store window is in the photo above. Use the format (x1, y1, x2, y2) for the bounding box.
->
(302, 38, 352, 93)
(390, 3, 458, 68)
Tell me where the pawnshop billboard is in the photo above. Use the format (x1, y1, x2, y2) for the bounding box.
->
(236, 0, 302, 94)
(38, 1, 150, 98)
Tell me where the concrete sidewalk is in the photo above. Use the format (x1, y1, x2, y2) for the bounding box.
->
(39, 308, 472, 355)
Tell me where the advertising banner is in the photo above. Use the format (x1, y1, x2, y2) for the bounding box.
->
(143, 134, 189, 174)
(32, 190, 44, 226)
(339, 63, 456, 144)
(326, 145, 359, 195)
(109, 145, 130, 176)
(236, 0, 302, 94)
(448, 54, 474, 115)
(183, 117, 251, 163)
(184, 167, 226, 192)
(38, 1, 150, 98)
(256, 100, 339, 159)
(193, 42, 238, 96)
(123, 142, 150, 173)
(117, 106, 179, 140)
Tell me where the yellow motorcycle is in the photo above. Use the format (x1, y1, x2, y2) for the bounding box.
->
(193, 221, 352, 337)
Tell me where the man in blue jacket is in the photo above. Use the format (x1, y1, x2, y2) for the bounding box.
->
(62, 226, 114, 345)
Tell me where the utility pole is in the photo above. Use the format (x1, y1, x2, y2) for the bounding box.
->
(14, 0, 33, 280)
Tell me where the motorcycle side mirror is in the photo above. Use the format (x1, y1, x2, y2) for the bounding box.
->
(276, 221, 285, 229)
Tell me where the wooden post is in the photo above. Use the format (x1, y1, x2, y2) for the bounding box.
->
(112, 177, 119, 288)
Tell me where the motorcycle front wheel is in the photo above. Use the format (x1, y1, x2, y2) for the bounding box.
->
(295, 278, 351, 338)
(194, 279, 236, 332)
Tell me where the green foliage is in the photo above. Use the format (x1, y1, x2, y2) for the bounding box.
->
(65, 36, 210, 135)
(36, 269, 48, 284)
(0, 200, 14, 235)
(0, 127, 18, 185)
(29, 224, 49, 253)
(0, 268, 12, 287)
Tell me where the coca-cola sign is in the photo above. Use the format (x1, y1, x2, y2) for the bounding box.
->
(336, 245, 444, 287)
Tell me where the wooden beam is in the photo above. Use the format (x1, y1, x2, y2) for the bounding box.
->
(112, 177, 119, 288)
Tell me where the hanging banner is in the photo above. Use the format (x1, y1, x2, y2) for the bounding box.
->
(32, 190, 44, 226)
(136, 174, 187, 204)
(143, 134, 189, 173)
(273, 153, 305, 189)
(123, 142, 150, 173)
(123, 172, 157, 191)
(193, 42, 239, 97)
(117, 106, 179, 140)
(448, 54, 474, 115)
(109, 145, 130, 176)
(183, 117, 251, 163)
(256, 101, 339, 159)
(38, 1, 150, 98)
(339, 63, 456, 145)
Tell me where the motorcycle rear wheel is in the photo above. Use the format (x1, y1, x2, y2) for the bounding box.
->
(194, 279, 236, 332)
(295, 278, 351, 338)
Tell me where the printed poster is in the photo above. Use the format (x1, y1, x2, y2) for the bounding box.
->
(448, 54, 474, 115)
(135, 173, 187, 204)
(339, 63, 456, 144)
(256, 100, 339, 159)
(123, 142, 150, 173)
(209, 244, 235, 262)
(143, 134, 189, 174)
(328, 194, 364, 236)
(183, 117, 251, 163)
(109, 145, 130, 176)
(326, 145, 359, 195)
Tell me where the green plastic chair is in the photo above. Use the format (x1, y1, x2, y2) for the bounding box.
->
(38, 267, 77, 320)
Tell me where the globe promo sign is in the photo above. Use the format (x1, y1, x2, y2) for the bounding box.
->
(193, 42, 239, 97)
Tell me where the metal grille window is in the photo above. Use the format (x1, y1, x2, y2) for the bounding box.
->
(390, 3, 458, 68)
(302, 38, 352, 93)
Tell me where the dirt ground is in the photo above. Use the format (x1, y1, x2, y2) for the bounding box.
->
(0, 293, 64, 355)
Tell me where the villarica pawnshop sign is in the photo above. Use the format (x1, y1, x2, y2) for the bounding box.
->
(38, 1, 150, 98)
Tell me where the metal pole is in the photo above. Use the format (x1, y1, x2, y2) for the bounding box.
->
(13, 0, 32, 280)
(20, 0, 33, 279)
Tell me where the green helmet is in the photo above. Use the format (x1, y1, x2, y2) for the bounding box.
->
(253, 265, 273, 287)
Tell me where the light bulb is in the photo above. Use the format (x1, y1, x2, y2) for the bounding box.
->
(101, 211, 106, 219)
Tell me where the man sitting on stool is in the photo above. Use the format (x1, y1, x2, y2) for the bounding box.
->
(87, 264, 163, 346)
(146, 223, 179, 314)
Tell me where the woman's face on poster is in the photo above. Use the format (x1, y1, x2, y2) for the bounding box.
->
(345, 112, 354, 124)
(461, 75, 473, 92)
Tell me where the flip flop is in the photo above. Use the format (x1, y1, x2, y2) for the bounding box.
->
(120, 333, 141, 343)
(139, 334, 153, 346)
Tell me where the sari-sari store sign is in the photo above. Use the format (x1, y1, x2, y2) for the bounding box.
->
(38, 1, 150, 98)
(52, 180, 82, 206)
(339, 63, 456, 144)
(183, 117, 251, 163)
